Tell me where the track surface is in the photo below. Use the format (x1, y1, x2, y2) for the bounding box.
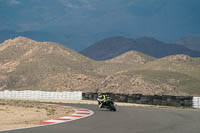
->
(1, 103, 200, 133)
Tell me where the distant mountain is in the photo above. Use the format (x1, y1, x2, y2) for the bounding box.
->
(175, 36, 200, 52)
(135, 37, 200, 58)
(80, 36, 135, 60)
(80, 36, 200, 60)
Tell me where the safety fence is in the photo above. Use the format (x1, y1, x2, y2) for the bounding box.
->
(0, 90, 200, 108)
(0, 90, 82, 100)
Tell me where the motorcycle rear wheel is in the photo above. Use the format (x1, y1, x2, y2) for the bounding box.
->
(109, 103, 116, 111)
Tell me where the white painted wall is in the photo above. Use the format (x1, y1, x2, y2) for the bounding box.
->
(0, 90, 82, 100)
(193, 97, 200, 108)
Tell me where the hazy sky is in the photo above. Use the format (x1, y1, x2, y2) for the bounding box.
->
(0, 0, 199, 50)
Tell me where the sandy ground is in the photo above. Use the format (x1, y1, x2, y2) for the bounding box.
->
(0, 99, 74, 131)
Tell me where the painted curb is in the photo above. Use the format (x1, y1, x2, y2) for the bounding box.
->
(40, 108, 94, 125)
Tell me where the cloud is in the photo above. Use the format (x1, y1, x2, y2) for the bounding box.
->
(0, 0, 20, 5)
(9, 0, 20, 4)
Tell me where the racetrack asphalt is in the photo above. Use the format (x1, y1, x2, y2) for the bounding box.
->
(1, 103, 200, 133)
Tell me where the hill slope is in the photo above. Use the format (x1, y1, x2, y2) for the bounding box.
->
(136, 55, 200, 95)
(105, 50, 155, 65)
(1, 37, 200, 96)
(95, 54, 200, 95)
(0, 37, 99, 91)
(80, 36, 200, 60)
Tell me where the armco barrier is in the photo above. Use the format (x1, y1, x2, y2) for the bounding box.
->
(0, 90, 82, 100)
(82, 92, 194, 107)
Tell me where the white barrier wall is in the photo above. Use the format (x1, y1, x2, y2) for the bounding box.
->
(193, 97, 200, 108)
(0, 90, 82, 100)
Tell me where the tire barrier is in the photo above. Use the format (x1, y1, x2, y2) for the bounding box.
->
(82, 92, 194, 108)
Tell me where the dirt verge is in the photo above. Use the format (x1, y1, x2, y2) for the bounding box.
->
(0, 99, 74, 131)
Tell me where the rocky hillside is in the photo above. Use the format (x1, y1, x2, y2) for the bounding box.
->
(80, 36, 200, 60)
(135, 55, 200, 95)
(0, 37, 200, 96)
(0, 37, 100, 91)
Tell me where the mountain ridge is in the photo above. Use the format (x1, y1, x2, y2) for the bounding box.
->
(80, 36, 200, 60)
(175, 36, 200, 52)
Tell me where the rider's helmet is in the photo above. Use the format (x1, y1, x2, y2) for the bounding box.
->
(98, 93, 103, 99)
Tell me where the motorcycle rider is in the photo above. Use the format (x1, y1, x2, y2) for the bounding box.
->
(97, 93, 106, 108)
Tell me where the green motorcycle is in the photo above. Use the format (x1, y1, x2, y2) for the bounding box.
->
(101, 96, 117, 111)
